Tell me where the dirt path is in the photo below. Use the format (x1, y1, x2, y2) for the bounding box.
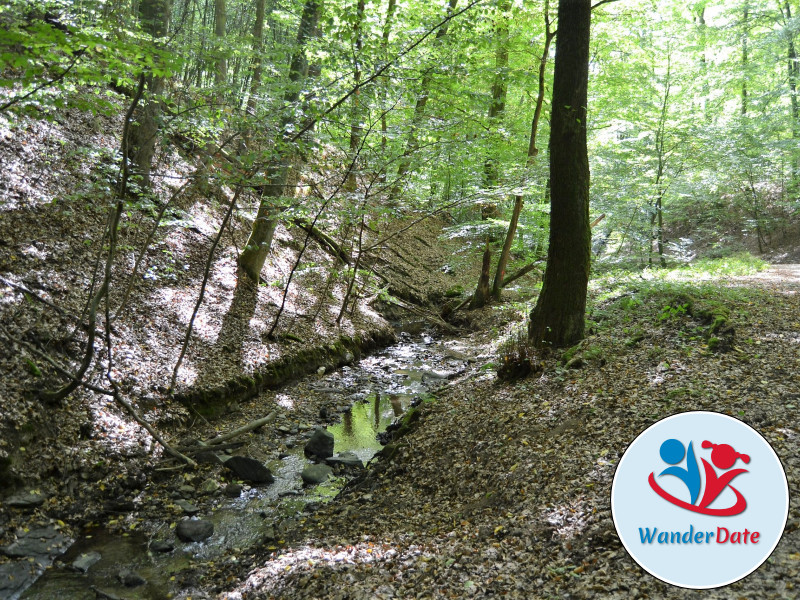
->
(737, 263, 800, 288)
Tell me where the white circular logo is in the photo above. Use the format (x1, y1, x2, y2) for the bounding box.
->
(611, 411, 789, 589)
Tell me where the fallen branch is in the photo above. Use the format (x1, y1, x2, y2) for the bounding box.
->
(176, 441, 245, 454)
(387, 297, 459, 334)
(290, 218, 351, 265)
(204, 411, 277, 446)
(501, 260, 543, 288)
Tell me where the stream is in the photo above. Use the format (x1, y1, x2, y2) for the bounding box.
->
(13, 332, 476, 600)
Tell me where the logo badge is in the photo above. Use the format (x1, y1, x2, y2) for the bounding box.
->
(611, 411, 789, 589)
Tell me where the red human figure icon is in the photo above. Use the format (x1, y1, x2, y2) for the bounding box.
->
(698, 441, 750, 510)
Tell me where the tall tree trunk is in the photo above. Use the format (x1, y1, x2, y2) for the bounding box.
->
(388, 0, 458, 202)
(469, 0, 512, 308)
(490, 1, 554, 302)
(239, 0, 322, 282)
(649, 53, 670, 269)
(742, 3, 749, 115)
(379, 0, 398, 184)
(528, 0, 591, 349)
(214, 0, 227, 88)
(128, 0, 172, 186)
(695, 7, 710, 121)
(344, 0, 366, 193)
(242, 0, 268, 151)
(482, 0, 511, 195)
(782, 1, 800, 182)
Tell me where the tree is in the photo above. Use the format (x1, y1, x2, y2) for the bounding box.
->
(528, 0, 592, 348)
(128, 0, 172, 186)
(238, 0, 323, 282)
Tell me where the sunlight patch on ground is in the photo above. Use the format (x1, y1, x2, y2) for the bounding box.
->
(275, 393, 294, 410)
(90, 401, 152, 452)
(543, 497, 591, 540)
(221, 541, 426, 599)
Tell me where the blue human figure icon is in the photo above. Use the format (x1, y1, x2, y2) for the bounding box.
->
(658, 438, 701, 505)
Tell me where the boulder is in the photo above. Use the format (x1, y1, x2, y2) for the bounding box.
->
(304, 427, 334, 459)
(301, 464, 333, 485)
(176, 519, 214, 543)
(223, 456, 274, 484)
(326, 451, 365, 470)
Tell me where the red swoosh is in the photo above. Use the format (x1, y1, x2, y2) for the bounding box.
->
(648, 472, 747, 516)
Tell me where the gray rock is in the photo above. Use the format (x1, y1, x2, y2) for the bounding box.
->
(224, 483, 243, 498)
(5, 492, 47, 509)
(175, 499, 200, 515)
(178, 484, 195, 496)
(176, 519, 214, 543)
(304, 427, 334, 459)
(223, 456, 274, 484)
(150, 539, 174, 553)
(0, 526, 70, 558)
(326, 451, 365, 470)
(0, 561, 37, 598)
(198, 478, 219, 494)
(301, 464, 333, 485)
(118, 567, 146, 587)
(71, 551, 102, 573)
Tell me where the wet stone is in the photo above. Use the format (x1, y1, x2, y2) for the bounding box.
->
(326, 451, 365, 470)
(0, 526, 70, 559)
(71, 551, 102, 573)
(176, 499, 200, 515)
(301, 464, 333, 485)
(198, 478, 219, 494)
(0, 561, 38, 597)
(150, 539, 174, 553)
(304, 427, 334, 459)
(5, 491, 47, 509)
(223, 456, 274, 484)
(224, 483, 243, 498)
(118, 567, 146, 587)
(176, 519, 214, 543)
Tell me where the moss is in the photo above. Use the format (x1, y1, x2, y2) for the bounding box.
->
(707, 337, 721, 351)
(445, 285, 465, 298)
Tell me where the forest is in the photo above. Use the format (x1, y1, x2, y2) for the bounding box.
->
(0, 0, 798, 598)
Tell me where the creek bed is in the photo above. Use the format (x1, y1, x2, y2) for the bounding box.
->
(17, 333, 475, 600)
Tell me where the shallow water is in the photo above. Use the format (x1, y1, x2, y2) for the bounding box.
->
(19, 333, 469, 599)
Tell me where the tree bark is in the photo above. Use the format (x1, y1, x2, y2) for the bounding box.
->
(490, 1, 554, 302)
(127, 0, 172, 186)
(482, 0, 511, 195)
(345, 0, 366, 193)
(781, 1, 800, 181)
(388, 0, 458, 202)
(379, 0, 398, 183)
(742, 4, 749, 115)
(528, 0, 591, 348)
(214, 0, 227, 88)
(239, 0, 322, 281)
(469, 239, 492, 309)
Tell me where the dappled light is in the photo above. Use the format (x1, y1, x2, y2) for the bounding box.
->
(1, 0, 800, 598)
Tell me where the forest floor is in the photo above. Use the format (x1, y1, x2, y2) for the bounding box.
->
(206, 264, 800, 600)
(1, 107, 798, 600)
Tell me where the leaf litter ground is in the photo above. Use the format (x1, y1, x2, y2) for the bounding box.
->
(213, 267, 800, 600)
